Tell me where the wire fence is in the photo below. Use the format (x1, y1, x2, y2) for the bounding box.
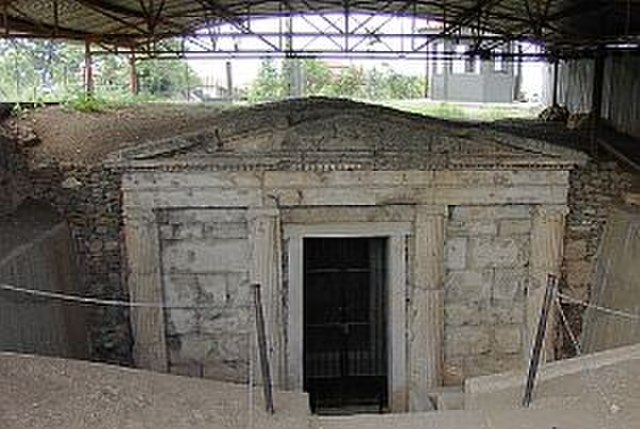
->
(0, 281, 271, 427)
(2, 276, 640, 419)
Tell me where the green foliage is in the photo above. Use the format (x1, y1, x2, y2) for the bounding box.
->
(247, 59, 285, 102)
(0, 39, 202, 102)
(247, 58, 426, 102)
(63, 94, 113, 113)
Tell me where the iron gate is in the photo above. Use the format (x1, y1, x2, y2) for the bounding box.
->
(303, 237, 388, 413)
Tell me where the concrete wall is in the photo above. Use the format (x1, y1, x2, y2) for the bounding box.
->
(431, 72, 515, 103)
(443, 205, 529, 385)
(544, 55, 640, 138)
(0, 222, 88, 359)
(581, 206, 640, 353)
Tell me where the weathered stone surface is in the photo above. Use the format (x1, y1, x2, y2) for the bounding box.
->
(493, 325, 522, 354)
(448, 219, 498, 237)
(498, 219, 531, 236)
(445, 270, 493, 303)
(162, 239, 249, 273)
(462, 353, 523, 378)
(564, 239, 587, 261)
(450, 206, 531, 222)
(445, 303, 484, 327)
(469, 237, 528, 268)
(492, 268, 528, 301)
(445, 237, 467, 270)
(565, 260, 592, 286)
(445, 326, 491, 357)
(489, 302, 525, 325)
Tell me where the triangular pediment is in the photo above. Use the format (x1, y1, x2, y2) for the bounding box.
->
(111, 98, 587, 170)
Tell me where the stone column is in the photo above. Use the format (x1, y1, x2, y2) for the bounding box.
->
(527, 205, 567, 362)
(123, 206, 168, 372)
(409, 205, 446, 411)
(247, 208, 284, 388)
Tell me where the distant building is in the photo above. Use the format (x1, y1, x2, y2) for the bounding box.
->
(430, 40, 518, 103)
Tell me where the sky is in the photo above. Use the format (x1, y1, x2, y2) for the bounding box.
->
(186, 14, 546, 100)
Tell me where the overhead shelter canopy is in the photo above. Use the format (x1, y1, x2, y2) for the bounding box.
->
(1, 1, 639, 55)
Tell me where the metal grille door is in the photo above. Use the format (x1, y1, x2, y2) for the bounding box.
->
(303, 237, 387, 413)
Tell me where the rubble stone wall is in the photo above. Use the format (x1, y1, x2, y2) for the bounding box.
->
(558, 161, 635, 356)
(443, 205, 531, 385)
(0, 133, 31, 217)
(28, 165, 131, 365)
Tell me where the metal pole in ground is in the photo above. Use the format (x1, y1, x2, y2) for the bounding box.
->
(252, 283, 275, 414)
(522, 274, 557, 407)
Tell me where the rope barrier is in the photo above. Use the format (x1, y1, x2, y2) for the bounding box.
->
(555, 295, 623, 417)
(0, 283, 250, 310)
(556, 291, 640, 321)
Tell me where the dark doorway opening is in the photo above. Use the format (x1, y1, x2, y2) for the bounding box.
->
(303, 237, 388, 414)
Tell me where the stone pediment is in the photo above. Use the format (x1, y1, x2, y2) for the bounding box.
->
(111, 98, 588, 170)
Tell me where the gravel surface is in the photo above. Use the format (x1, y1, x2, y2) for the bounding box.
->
(0, 352, 309, 429)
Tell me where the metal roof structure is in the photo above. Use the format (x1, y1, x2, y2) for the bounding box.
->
(0, 1, 639, 58)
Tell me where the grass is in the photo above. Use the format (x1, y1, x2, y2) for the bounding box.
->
(380, 99, 541, 122)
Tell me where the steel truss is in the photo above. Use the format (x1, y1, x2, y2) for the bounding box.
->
(90, 11, 545, 62)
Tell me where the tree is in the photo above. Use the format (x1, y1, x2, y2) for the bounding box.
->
(247, 57, 425, 102)
(247, 58, 286, 102)
(0, 39, 201, 101)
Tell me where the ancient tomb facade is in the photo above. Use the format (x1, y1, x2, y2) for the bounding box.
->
(115, 99, 586, 412)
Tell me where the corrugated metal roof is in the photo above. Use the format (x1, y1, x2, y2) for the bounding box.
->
(0, 1, 638, 52)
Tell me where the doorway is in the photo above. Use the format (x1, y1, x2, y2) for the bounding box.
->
(303, 237, 388, 413)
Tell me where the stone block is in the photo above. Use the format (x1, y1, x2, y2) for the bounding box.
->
(451, 205, 531, 222)
(167, 333, 216, 364)
(445, 270, 492, 303)
(469, 237, 527, 268)
(443, 357, 464, 386)
(564, 239, 588, 261)
(445, 237, 467, 270)
(494, 325, 522, 354)
(488, 302, 525, 325)
(163, 274, 200, 306)
(202, 361, 248, 383)
(445, 326, 491, 357)
(162, 239, 249, 274)
(498, 219, 531, 236)
(159, 223, 203, 240)
(448, 219, 497, 237)
(196, 273, 229, 302)
(200, 308, 250, 333)
(565, 260, 593, 286)
(162, 207, 247, 224)
(165, 309, 198, 335)
(216, 273, 251, 305)
(492, 268, 527, 301)
(463, 353, 523, 379)
(445, 303, 483, 327)
(202, 221, 247, 239)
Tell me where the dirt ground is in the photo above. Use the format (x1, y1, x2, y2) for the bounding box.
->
(5, 98, 640, 175)
(0, 352, 309, 429)
(16, 103, 228, 164)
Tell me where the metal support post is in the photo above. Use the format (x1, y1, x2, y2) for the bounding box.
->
(252, 283, 275, 414)
(522, 274, 557, 407)
(84, 40, 94, 96)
